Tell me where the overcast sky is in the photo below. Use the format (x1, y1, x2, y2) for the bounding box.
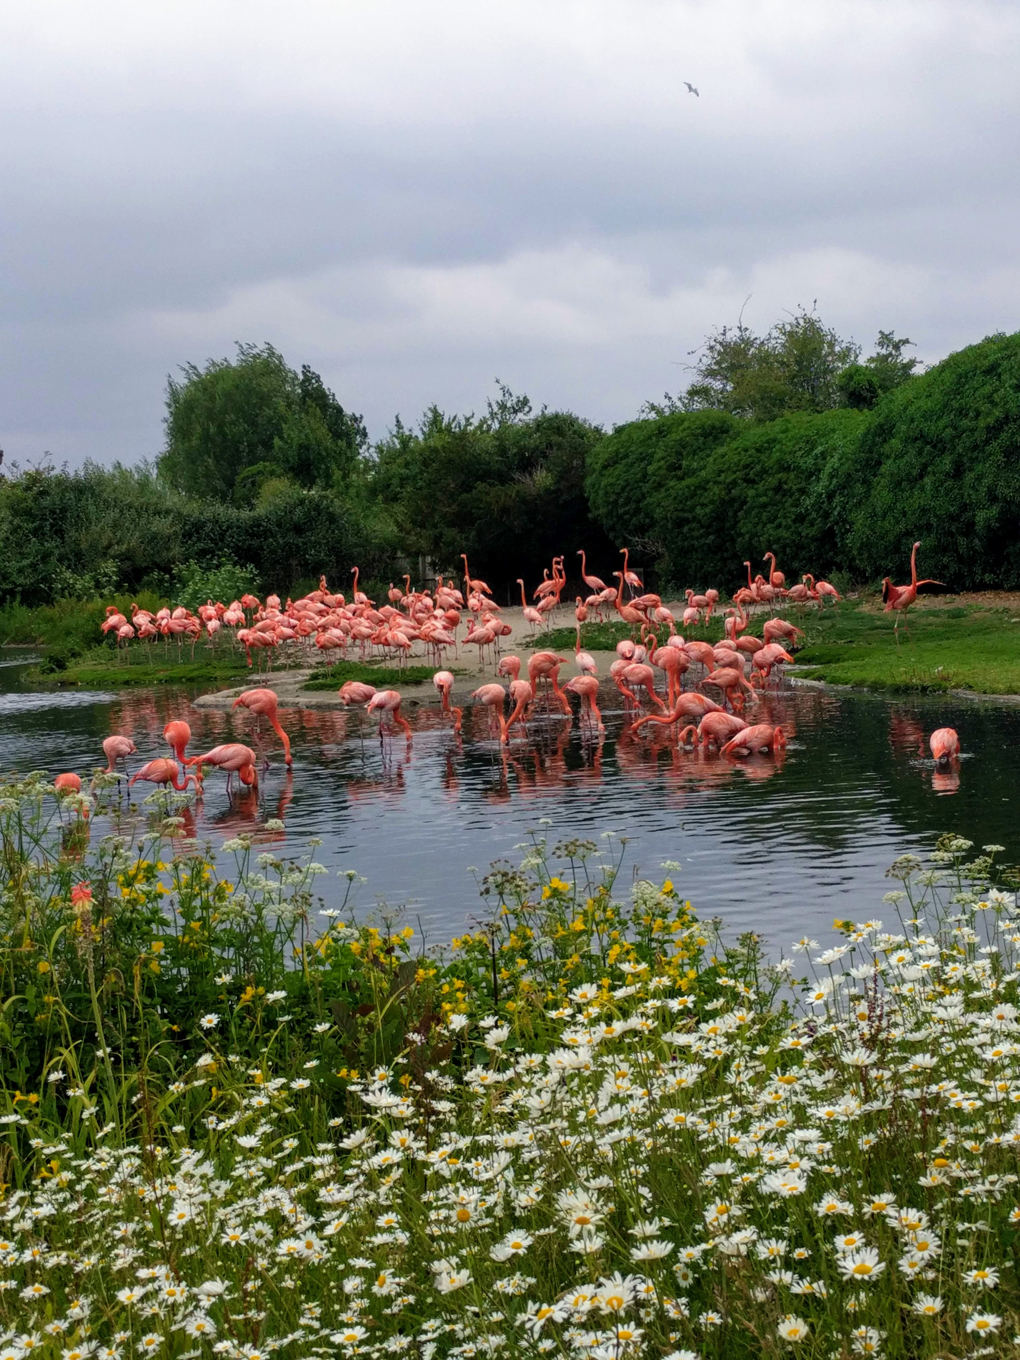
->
(2, 0, 1019, 468)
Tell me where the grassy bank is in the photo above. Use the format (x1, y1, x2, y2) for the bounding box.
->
(23, 642, 256, 688)
(549, 600, 1020, 694)
(3, 778, 1020, 1356)
(302, 659, 440, 690)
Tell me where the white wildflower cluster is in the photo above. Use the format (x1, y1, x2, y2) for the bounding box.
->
(4, 844, 1020, 1356)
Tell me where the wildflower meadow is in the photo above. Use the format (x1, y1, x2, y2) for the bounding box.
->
(3, 772, 1020, 1358)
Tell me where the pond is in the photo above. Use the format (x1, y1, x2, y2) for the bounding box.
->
(1, 649, 1017, 952)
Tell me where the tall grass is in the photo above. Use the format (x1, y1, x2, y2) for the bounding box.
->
(2, 776, 1020, 1356)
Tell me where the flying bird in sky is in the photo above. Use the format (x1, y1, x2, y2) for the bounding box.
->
(684, 82, 699, 96)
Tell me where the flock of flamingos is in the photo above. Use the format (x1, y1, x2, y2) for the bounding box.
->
(49, 543, 960, 802)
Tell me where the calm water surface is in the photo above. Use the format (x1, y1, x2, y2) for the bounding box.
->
(1, 650, 1017, 952)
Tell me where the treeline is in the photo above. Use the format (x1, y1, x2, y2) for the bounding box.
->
(2, 321, 1020, 609)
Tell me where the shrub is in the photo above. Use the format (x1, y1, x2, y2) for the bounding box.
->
(834, 330, 1020, 588)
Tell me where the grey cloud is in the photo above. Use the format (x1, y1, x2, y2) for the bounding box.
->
(1, 0, 1019, 465)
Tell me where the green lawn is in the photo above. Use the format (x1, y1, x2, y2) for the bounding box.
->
(302, 660, 440, 691)
(548, 600, 1020, 694)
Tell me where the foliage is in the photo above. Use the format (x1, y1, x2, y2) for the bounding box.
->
(302, 660, 439, 690)
(172, 560, 260, 615)
(372, 386, 612, 597)
(584, 410, 739, 556)
(831, 331, 1020, 590)
(680, 308, 860, 422)
(4, 789, 1020, 1354)
(159, 343, 367, 504)
(585, 408, 867, 591)
(652, 409, 870, 589)
(0, 463, 388, 608)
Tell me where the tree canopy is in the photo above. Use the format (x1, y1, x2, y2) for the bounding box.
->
(371, 386, 612, 597)
(158, 343, 367, 504)
(645, 310, 919, 423)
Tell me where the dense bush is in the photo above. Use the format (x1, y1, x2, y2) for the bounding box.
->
(158, 343, 367, 504)
(654, 408, 870, 590)
(372, 392, 613, 598)
(833, 331, 1020, 589)
(584, 410, 739, 551)
(0, 464, 389, 606)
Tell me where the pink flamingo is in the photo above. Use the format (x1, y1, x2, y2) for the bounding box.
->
(763, 551, 786, 590)
(517, 579, 544, 635)
(632, 691, 722, 732)
(720, 724, 787, 757)
(762, 618, 805, 648)
(471, 683, 508, 742)
(233, 689, 293, 765)
(574, 622, 598, 676)
(54, 772, 83, 795)
(564, 674, 605, 733)
(433, 670, 463, 733)
(527, 651, 572, 714)
(882, 541, 945, 640)
(751, 644, 795, 684)
(130, 758, 202, 792)
(367, 690, 412, 741)
(807, 574, 842, 605)
(701, 666, 756, 713)
(577, 549, 608, 594)
(617, 662, 666, 712)
(338, 681, 377, 707)
(163, 720, 192, 763)
(102, 735, 136, 773)
(619, 547, 643, 596)
(504, 677, 535, 741)
(681, 711, 747, 750)
(929, 727, 960, 763)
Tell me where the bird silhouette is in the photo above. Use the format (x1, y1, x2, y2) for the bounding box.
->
(684, 82, 699, 96)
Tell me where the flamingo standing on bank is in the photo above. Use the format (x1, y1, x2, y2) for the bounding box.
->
(130, 757, 203, 792)
(619, 547, 643, 596)
(802, 573, 842, 605)
(517, 579, 544, 635)
(565, 674, 605, 733)
(882, 541, 946, 640)
(929, 727, 960, 763)
(577, 549, 608, 594)
(233, 689, 293, 766)
(461, 554, 493, 599)
(367, 690, 412, 741)
(612, 573, 645, 627)
(433, 670, 463, 733)
(763, 552, 786, 591)
(762, 618, 805, 648)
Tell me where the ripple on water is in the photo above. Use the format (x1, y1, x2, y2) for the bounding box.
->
(0, 690, 118, 716)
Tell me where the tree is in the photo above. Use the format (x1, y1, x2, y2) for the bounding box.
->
(838, 331, 920, 409)
(158, 343, 366, 503)
(679, 307, 860, 422)
(371, 386, 611, 596)
(831, 330, 1020, 589)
